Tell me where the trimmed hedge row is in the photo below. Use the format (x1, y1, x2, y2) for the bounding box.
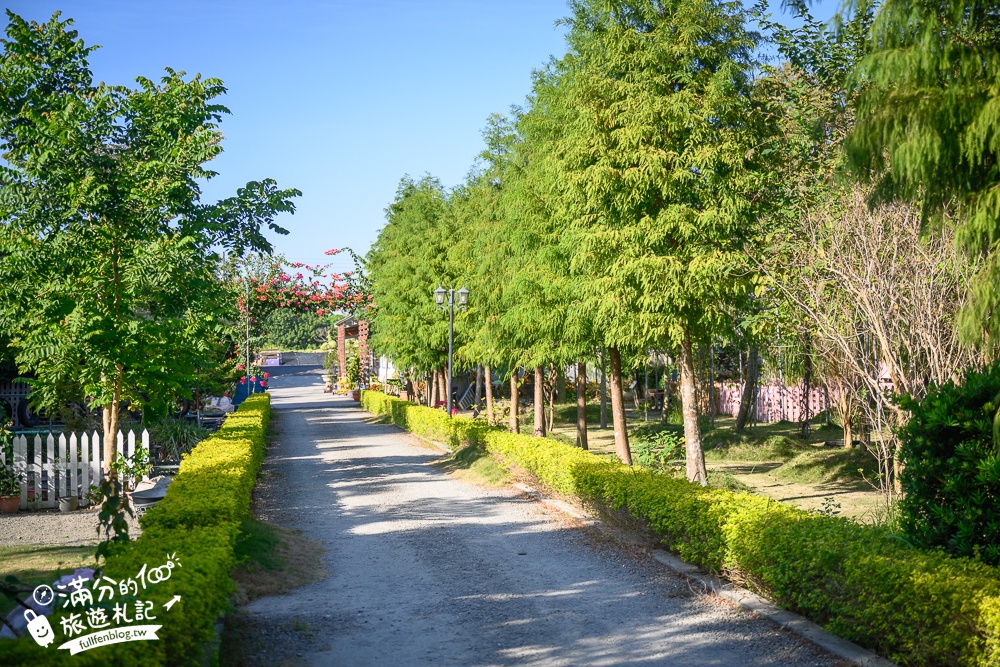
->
(362, 390, 1000, 667)
(0, 394, 271, 666)
(361, 389, 490, 450)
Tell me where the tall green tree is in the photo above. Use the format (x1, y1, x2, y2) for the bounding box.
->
(551, 0, 784, 481)
(846, 0, 1000, 345)
(367, 175, 455, 393)
(0, 12, 300, 475)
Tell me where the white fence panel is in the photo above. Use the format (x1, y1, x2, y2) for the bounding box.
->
(3, 429, 150, 510)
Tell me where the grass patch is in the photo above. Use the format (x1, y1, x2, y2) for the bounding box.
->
(0, 545, 98, 616)
(707, 470, 753, 492)
(773, 447, 879, 485)
(703, 433, 814, 462)
(230, 518, 328, 606)
(433, 444, 510, 487)
(554, 402, 604, 424)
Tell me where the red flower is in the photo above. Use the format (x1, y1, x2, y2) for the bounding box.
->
(263, 372, 270, 379)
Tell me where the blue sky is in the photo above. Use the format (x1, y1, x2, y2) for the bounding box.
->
(2, 1, 832, 270)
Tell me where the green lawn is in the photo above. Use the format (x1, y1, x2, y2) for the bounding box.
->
(0, 545, 98, 617)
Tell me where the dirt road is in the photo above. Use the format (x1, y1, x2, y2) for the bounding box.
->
(235, 370, 846, 666)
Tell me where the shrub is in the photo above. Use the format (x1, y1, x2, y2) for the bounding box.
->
(360, 390, 490, 450)
(897, 361, 1000, 565)
(361, 389, 1000, 666)
(632, 429, 684, 469)
(0, 394, 271, 666)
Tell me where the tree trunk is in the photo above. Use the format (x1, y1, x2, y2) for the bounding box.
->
(680, 330, 708, 485)
(547, 364, 556, 433)
(509, 372, 520, 434)
(576, 361, 589, 450)
(735, 346, 758, 432)
(800, 337, 812, 439)
(430, 371, 438, 407)
(475, 365, 482, 410)
(837, 384, 854, 448)
(485, 365, 495, 423)
(437, 368, 447, 405)
(600, 347, 608, 429)
(893, 441, 903, 497)
(102, 367, 123, 480)
(608, 347, 632, 465)
(534, 366, 546, 438)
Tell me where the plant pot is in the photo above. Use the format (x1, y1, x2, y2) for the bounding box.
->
(351, 390, 361, 402)
(0, 496, 19, 514)
(58, 496, 78, 513)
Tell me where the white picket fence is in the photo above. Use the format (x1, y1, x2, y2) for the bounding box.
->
(1, 429, 149, 510)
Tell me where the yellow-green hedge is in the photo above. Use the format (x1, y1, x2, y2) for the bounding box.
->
(362, 390, 1000, 667)
(361, 389, 490, 450)
(0, 394, 271, 666)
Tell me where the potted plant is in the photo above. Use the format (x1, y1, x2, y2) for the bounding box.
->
(0, 464, 23, 514)
(346, 354, 361, 401)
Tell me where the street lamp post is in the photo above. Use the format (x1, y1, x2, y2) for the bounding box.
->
(245, 276, 253, 398)
(435, 285, 469, 415)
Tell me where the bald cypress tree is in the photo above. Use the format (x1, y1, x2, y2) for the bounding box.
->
(550, 0, 784, 482)
(847, 0, 1000, 344)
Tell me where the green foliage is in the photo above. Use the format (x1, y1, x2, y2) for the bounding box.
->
(485, 428, 1000, 666)
(845, 0, 1000, 344)
(360, 390, 491, 451)
(633, 430, 684, 469)
(897, 362, 1000, 565)
(366, 175, 454, 373)
(95, 479, 134, 562)
(0, 394, 272, 664)
(146, 417, 210, 461)
(0, 12, 299, 422)
(554, 0, 784, 353)
(0, 418, 18, 496)
(364, 388, 1000, 666)
(0, 462, 22, 497)
(109, 447, 152, 492)
(346, 354, 361, 386)
(263, 309, 328, 350)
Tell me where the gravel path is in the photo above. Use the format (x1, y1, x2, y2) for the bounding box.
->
(236, 370, 850, 667)
(0, 507, 103, 547)
(0, 498, 141, 548)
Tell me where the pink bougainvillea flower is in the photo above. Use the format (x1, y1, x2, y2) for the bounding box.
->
(324, 248, 339, 255)
(237, 364, 245, 371)
(239, 377, 246, 385)
(263, 372, 270, 379)
(260, 381, 268, 388)
(250, 376, 257, 383)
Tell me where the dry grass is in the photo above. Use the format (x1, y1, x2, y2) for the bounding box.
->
(431, 445, 510, 488)
(230, 519, 328, 606)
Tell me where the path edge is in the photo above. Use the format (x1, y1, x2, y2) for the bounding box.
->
(390, 422, 899, 667)
(511, 482, 898, 667)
